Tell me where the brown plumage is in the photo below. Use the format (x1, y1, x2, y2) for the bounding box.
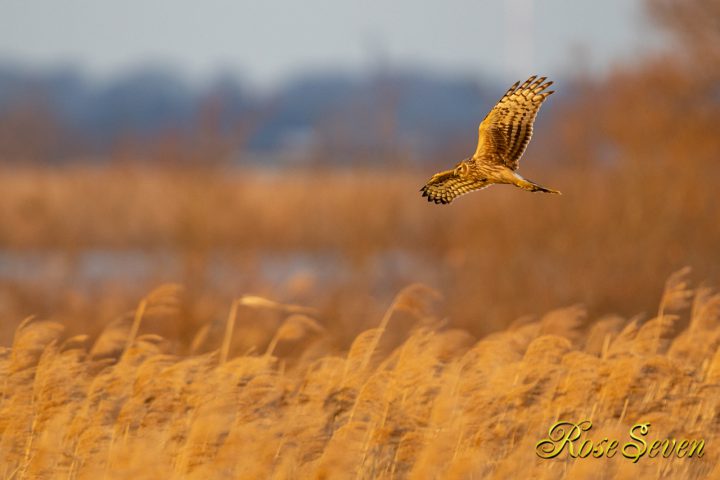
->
(421, 75, 560, 204)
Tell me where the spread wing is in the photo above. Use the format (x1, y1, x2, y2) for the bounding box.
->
(420, 169, 489, 204)
(474, 75, 554, 170)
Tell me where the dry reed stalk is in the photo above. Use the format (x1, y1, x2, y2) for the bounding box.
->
(358, 284, 440, 373)
(123, 284, 182, 361)
(264, 314, 323, 357)
(124, 299, 147, 360)
(219, 298, 241, 365)
(219, 294, 322, 364)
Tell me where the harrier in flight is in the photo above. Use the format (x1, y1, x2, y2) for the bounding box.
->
(421, 75, 560, 204)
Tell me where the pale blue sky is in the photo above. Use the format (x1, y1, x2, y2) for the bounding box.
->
(0, 0, 663, 88)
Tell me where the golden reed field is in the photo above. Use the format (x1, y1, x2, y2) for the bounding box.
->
(1, 1, 720, 478)
(1, 271, 720, 479)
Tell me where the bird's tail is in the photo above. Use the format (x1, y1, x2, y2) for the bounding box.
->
(512, 173, 561, 194)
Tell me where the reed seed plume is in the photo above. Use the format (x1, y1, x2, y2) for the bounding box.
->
(658, 267, 693, 319)
(123, 284, 183, 360)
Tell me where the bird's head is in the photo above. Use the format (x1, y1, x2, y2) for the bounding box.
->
(453, 160, 471, 177)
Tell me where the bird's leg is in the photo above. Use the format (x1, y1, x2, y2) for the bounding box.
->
(510, 172, 561, 194)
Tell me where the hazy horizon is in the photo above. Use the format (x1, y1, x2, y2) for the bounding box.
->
(1, 0, 665, 89)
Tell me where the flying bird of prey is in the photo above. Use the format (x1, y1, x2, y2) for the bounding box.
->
(421, 75, 560, 204)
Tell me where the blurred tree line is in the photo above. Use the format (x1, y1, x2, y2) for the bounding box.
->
(0, 66, 498, 167)
(0, 0, 716, 170)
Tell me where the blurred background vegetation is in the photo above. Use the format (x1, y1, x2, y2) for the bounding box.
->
(0, 0, 717, 350)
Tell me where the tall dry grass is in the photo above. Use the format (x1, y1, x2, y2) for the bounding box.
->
(0, 270, 718, 479)
(0, 157, 717, 346)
